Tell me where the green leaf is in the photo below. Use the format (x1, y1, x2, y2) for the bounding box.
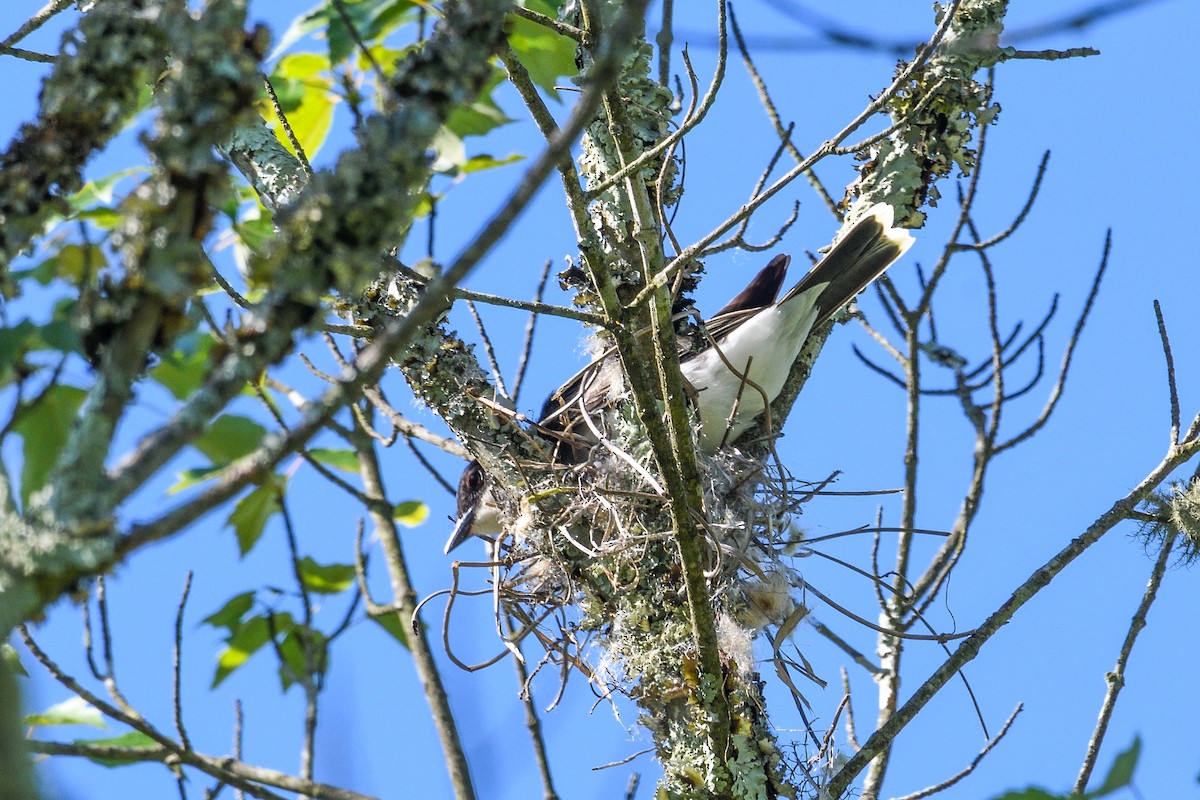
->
(167, 464, 226, 494)
(277, 630, 303, 690)
(272, 2, 330, 59)
(370, 612, 410, 649)
(74, 206, 123, 230)
(393, 500, 428, 527)
(297, 556, 355, 594)
(194, 415, 267, 463)
(201, 591, 257, 631)
(506, 2, 577, 98)
(21, 243, 108, 286)
(277, 628, 328, 690)
(233, 211, 276, 256)
(14, 384, 87, 508)
(213, 616, 269, 687)
(38, 318, 80, 354)
(24, 696, 105, 729)
(1, 643, 27, 677)
(39, 167, 145, 233)
(275, 0, 417, 64)
(73, 731, 160, 767)
(987, 791, 1060, 800)
(444, 101, 512, 139)
(445, 67, 514, 138)
(358, 43, 409, 78)
(460, 153, 524, 174)
(212, 613, 293, 687)
(266, 66, 307, 113)
(151, 332, 218, 400)
(67, 168, 145, 213)
(1088, 736, 1140, 798)
(411, 190, 435, 219)
(307, 447, 359, 473)
(228, 478, 285, 556)
(325, 0, 417, 63)
(0, 320, 37, 371)
(266, 53, 337, 158)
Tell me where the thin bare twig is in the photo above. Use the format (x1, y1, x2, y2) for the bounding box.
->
(349, 417, 475, 797)
(840, 667, 860, 751)
(262, 77, 314, 177)
(454, 285, 604, 325)
(891, 704, 1023, 800)
(502, 613, 560, 800)
(995, 230, 1110, 454)
(0, 44, 54, 62)
(1153, 300, 1180, 446)
(999, 46, 1100, 61)
(173, 572, 193, 752)
(727, 3, 839, 218)
(234, 699, 245, 800)
(954, 151, 1050, 252)
(511, 5, 586, 42)
(512, 259, 555, 405)
(1, 0, 72, 49)
(20, 628, 369, 800)
(467, 300, 510, 399)
(95, 578, 136, 718)
(1073, 529, 1178, 794)
(594, 747, 656, 771)
(656, 0, 673, 85)
(277, 496, 319, 792)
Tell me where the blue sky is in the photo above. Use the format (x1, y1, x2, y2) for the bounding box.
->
(3, 2, 1199, 799)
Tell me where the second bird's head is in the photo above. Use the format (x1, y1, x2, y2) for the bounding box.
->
(444, 460, 501, 554)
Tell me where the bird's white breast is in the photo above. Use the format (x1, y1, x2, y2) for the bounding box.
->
(684, 285, 825, 451)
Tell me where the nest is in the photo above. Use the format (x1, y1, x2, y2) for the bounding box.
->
(440, 431, 838, 693)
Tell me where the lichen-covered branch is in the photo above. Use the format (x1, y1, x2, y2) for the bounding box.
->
(50, 0, 266, 529)
(849, 0, 1006, 226)
(0, 0, 515, 634)
(351, 422, 476, 799)
(219, 119, 309, 212)
(27, 739, 374, 800)
(516, 3, 793, 797)
(0, 0, 169, 282)
(2, 0, 266, 633)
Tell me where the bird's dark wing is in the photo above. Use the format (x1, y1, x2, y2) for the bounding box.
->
(535, 252, 800, 462)
(710, 254, 789, 318)
(536, 352, 623, 464)
(778, 207, 912, 325)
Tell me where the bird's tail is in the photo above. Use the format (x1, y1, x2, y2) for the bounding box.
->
(778, 203, 914, 323)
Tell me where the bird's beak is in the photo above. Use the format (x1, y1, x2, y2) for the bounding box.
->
(444, 506, 477, 554)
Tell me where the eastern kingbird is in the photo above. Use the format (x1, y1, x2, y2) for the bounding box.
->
(444, 204, 914, 553)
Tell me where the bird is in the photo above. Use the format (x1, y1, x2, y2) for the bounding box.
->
(443, 204, 914, 553)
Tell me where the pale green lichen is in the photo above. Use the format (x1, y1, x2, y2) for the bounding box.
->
(1140, 478, 1200, 564)
(575, 25, 677, 301)
(0, 483, 115, 633)
(0, 0, 171, 280)
(542, 12, 798, 780)
(850, 0, 1005, 226)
